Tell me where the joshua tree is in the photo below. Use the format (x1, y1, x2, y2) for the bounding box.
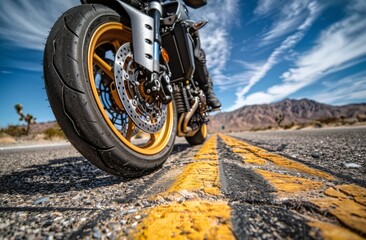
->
(275, 113, 284, 127)
(14, 104, 36, 135)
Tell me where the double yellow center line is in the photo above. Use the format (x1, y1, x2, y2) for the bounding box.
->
(132, 135, 234, 239)
(126, 134, 365, 239)
(220, 134, 366, 239)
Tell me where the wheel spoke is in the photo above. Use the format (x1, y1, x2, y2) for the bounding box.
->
(112, 40, 121, 51)
(126, 118, 136, 141)
(93, 53, 114, 80)
(142, 133, 156, 148)
(88, 22, 173, 155)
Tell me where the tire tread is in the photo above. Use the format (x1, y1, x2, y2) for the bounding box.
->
(44, 4, 176, 177)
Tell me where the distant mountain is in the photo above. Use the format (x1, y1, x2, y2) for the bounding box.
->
(30, 121, 59, 133)
(208, 98, 366, 131)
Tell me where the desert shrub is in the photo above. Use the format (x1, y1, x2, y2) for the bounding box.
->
(250, 126, 272, 132)
(314, 121, 323, 128)
(43, 126, 65, 139)
(317, 117, 339, 124)
(343, 118, 357, 125)
(0, 125, 26, 137)
(283, 122, 295, 129)
(357, 114, 366, 122)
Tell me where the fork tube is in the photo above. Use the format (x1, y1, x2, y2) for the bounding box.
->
(149, 0, 162, 73)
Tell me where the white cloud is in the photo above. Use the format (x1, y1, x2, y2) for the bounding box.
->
(312, 71, 366, 105)
(347, 0, 366, 13)
(228, 1, 319, 111)
(8, 60, 44, 72)
(214, 61, 261, 91)
(260, 0, 319, 44)
(0, 0, 239, 80)
(284, 17, 366, 83)
(254, 0, 283, 16)
(190, 0, 240, 86)
(0, 0, 78, 51)
(237, 32, 303, 96)
(231, 2, 366, 109)
(213, 60, 264, 91)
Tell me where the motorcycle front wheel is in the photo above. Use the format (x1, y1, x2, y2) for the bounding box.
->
(44, 4, 176, 177)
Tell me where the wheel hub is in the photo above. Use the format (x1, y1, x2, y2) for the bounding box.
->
(114, 43, 167, 133)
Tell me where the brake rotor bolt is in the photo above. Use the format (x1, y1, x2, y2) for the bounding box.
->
(147, 89, 151, 93)
(132, 100, 137, 106)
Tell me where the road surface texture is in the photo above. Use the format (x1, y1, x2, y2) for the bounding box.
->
(0, 127, 365, 239)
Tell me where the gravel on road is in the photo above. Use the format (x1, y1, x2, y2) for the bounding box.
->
(229, 126, 366, 187)
(0, 137, 192, 239)
(1, 127, 365, 239)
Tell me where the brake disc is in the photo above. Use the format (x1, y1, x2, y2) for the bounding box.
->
(114, 42, 167, 134)
(95, 65, 139, 138)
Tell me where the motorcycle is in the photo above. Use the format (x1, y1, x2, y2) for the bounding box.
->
(43, 0, 216, 177)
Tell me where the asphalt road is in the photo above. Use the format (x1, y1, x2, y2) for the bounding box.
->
(0, 127, 365, 239)
(229, 126, 366, 187)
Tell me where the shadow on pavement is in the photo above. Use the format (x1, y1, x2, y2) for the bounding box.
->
(0, 143, 191, 195)
(0, 156, 124, 195)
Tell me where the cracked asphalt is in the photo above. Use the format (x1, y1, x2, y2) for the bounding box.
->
(228, 126, 366, 187)
(0, 127, 365, 239)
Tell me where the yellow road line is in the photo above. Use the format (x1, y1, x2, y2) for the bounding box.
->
(329, 184, 366, 206)
(132, 201, 234, 240)
(126, 134, 365, 239)
(219, 134, 267, 165)
(194, 135, 219, 161)
(219, 134, 366, 239)
(255, 152, 335, 180)
(308, 221, 364, 240)
(167, 161, 220, 195)
(255, 169, 324, 195)
(167, 135, 220, 196)
(132, 135, 235, 239)
(311, 184, 366, 235)
(220, 134, 334, 180)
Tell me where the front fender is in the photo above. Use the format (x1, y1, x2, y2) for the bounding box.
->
(81, 0, 155, 73)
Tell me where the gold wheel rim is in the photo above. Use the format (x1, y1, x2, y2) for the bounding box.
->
(88, 22, 174, 155)
(201, 123, 207, 139)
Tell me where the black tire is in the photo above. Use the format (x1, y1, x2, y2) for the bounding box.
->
(185, 124, 207, 145)
(43, 4, 176, 177)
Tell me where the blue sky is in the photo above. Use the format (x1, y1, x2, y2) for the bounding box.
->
(1, 0, 366, 127)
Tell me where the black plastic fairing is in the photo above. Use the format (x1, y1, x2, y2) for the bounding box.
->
(162, 23, 195, 82)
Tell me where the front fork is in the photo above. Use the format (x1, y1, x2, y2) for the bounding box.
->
(149, 0, 162, 73)
(146, 0, 173, 104)
(115, 0, 172, 103)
